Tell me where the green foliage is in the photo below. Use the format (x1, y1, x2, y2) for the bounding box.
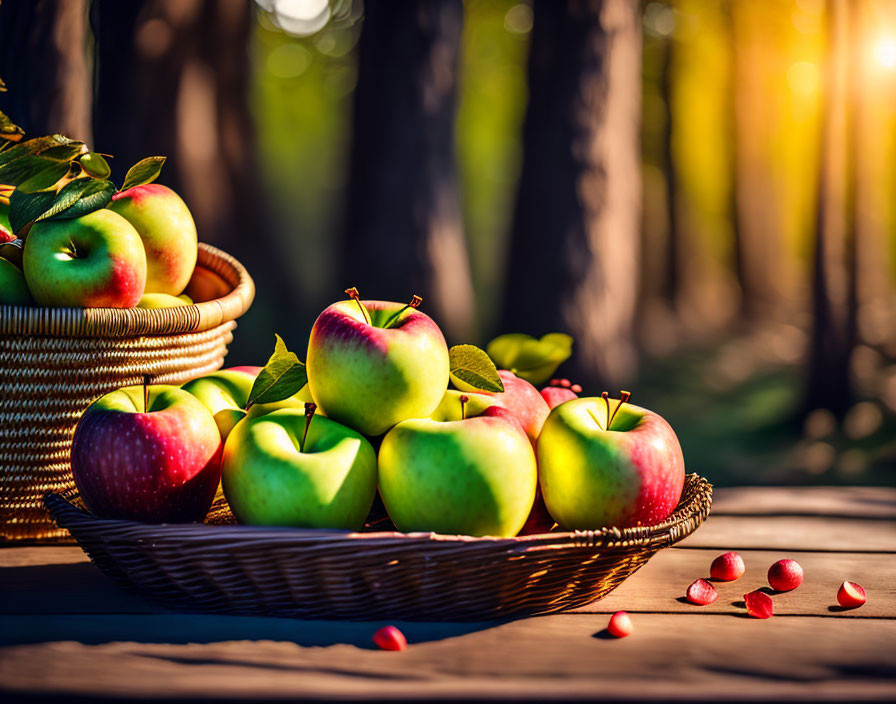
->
(486, 333, 573, 387)
(121, 156, 166, 191)
(449, 344, 504, 393)
(246, 334, 308, 409)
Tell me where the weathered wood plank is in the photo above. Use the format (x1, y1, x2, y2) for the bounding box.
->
(573, 548, 896, 617)
(678, 516, 896, 552)
(711, 487, 896, 519)
(1, 614, 894, 701)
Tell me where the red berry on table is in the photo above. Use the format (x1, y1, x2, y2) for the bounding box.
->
(686, 578, 718, 605)
(710, 552, 745, 581)
(570, 384, 582, 393)
(559, 378, 572, 388)
(372, 625, 407, 651)
(767, 559, 803, 592)
(837, 581, 866, 608)
(607, 611, 633, 638)
(549, 378, 561, 386)
(744, 590, 774, 619)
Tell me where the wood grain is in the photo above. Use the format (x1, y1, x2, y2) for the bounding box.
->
(1, 615, 893, 701)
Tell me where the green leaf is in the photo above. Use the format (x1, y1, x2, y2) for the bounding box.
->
(121, 156, 166, 191)
(486, 333, 574, 387)
(17, 160, 70, 192)
(0, 155, 62, 187)
(448, 344, 504, 393)
(246, 334, 308, 408)
(40, 143, 86, 162)
(8, 188, 56, 234)
(0, 135, 81, 168)
(79, 152, 111, 179)
(39, 178, 115, 221)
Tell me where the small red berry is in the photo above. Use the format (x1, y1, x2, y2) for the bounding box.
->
(559, 378, 572, 388)
(372, 625, 407, 651)
(549, 378, 561, 386)
(767, 559, 803, 591)
(607, 611, 633, 638)
(570, 384, 582, 393)
(686, 578, 719, 605)
(710, 552, 745, 581)
(744, 590, 774, 619)
(837, 581, 866, 608)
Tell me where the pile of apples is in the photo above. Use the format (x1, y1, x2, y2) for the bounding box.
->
(71, 293, 686, 538)
(0, 136, 208, 310)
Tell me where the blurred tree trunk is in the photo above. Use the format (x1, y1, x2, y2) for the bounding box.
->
(501, 0, 641, 388)
(805, 0, 855, 417)
(659, 24, 679, 309)
(92, 0, 293, 357)
(0, 0, 93, 141)
(342, 0, 475, 342)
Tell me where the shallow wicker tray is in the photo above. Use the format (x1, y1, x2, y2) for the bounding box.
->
(0, 243, 254, 542)
(44, 473, 712, 621)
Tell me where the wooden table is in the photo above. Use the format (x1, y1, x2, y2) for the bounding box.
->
(2, 487, 895, 702)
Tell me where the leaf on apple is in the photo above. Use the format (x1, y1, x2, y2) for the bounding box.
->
(486, 333, 573, 387)
(37, 178, 116, 222)
(16, 159, 71, 193)
(121, 156, 166, 191)
(246, 334, 308, 409)
(8, 188, 56, 234)
(448, 344, 504, 393)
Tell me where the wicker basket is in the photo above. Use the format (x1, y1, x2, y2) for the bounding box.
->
(44, 473, 712, 621)
(0, 243, 254, 542)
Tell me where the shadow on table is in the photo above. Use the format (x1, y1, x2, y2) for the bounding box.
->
(1, 562, 508, 648)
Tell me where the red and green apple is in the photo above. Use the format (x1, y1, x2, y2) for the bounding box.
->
(536, 395, 685, 529)
(71, 385, 222, 523)
(23, 209, 147, 308)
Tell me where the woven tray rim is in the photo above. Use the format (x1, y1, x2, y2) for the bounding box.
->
(45, 473, 713, 552)
(0, 242, 254, 338)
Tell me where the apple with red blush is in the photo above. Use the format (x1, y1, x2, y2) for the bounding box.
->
(71, 383, 223, 523)
(537, 391, 685, 529)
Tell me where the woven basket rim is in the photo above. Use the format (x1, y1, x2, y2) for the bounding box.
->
(45, 473, 713, 551)
(0, 242, 254, 337)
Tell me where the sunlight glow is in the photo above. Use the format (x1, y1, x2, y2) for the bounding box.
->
(877, 38, 896, 69)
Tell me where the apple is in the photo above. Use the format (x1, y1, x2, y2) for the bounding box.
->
(0, 257, 33, 305)
(182, 367, 313, 440)
(541, 386, 578, 408)
(137, 292, 193, 308)
(108, 183, 197, 296)
(71, 384, 223, 523)
(307, 296, 449, 436)
(23, 209, 146, 308)
(0, 224, 14, 243)
(222, 409, 377, 529)
(537, 395, 685, 529)
(184, 265, 230, 303)
(378, 391, 537, 537)
(453, 369, 548, 445)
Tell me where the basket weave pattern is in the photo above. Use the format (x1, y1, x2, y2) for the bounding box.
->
(0, 244, 254, 542)
(45, 474, 712, 620)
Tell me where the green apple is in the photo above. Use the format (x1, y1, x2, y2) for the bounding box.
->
(307, 297, 449, 436)
(0, 257, 33, 305)
(537, 396, 685, 529)
(108, 183, 197, 296)
(378, 393, 537, 537)
(23, 209, 146, 308)
(182, 368, 312, 440)
(137, 292, 193, 308)
(222, 409, 377, 529)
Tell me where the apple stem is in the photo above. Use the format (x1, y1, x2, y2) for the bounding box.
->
(344, 287, 372, 325)
(382, 294, 423, 330)
(300, 402, 316, 453)
(601, 391, 611, 430)
(608, 390, 631, 430)
(459, 394, 469, 420)
(142, 375, 151, 413)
